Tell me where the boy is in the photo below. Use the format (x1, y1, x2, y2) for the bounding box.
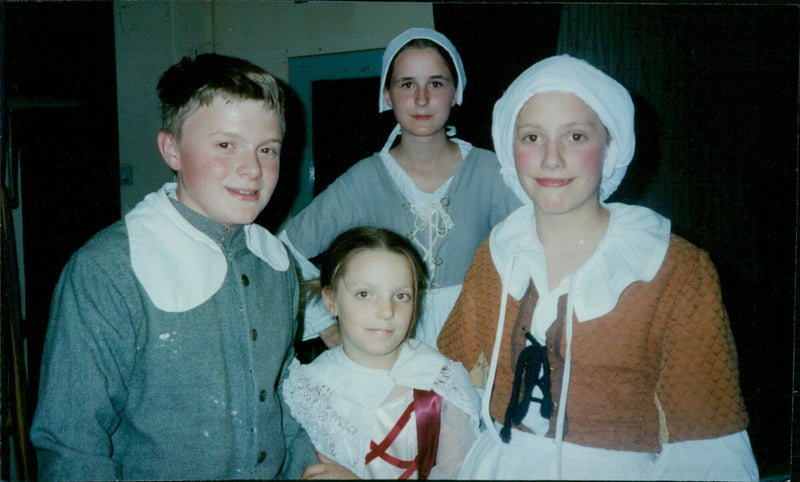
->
(29, 53, 316, 480)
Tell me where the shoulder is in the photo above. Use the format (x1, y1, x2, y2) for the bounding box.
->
(439, 356, 475, 389)
(244, 223, 292, 272)
(667, 233, 704, 257)
(473, 236, 493, 262)
(50, 221, 134, 306)
(298, 153, 387, 203)
(466, 237, 499, 281)
(289, 348, 340, 384)
(337, 153, 386, 179)
(644, 233, 722, 299)
(461, 145, 501, 171)
(68, 220, 130, 272)
(663, 234, 713, 271)
(284, 354, 337, 399)
(80, 219, 128, 252)
(434, 356, 481, 419)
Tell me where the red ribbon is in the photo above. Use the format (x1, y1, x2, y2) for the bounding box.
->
(364, 389, 443, 479)
(413, 389, 442, 479)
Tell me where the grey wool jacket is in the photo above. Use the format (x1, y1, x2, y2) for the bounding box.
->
(30, 185, 316, 480)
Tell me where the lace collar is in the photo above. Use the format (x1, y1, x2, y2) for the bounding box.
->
(489, 203, 670, 343)
(312, 341, 446, 408)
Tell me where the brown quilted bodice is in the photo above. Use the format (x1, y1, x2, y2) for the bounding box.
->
(438, 234, 748, 451)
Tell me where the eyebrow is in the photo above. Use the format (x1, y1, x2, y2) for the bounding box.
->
(211, 131, 282, 145)
(564, 121, 598, 128)
(515, 120, 599, 130)
(395, 74, 450, 83)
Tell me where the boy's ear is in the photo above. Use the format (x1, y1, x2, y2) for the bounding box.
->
(157, 131, 181, 171)
(382, 87, 393, 109)
(321, 287, 337, 317)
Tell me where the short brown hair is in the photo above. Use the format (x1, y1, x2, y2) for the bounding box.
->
(157, 53, 284, 140)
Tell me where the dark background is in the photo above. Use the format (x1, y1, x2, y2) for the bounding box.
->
(1, 2, 797, 480)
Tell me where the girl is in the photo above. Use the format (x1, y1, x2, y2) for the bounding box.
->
(279, 28, 520, 349)
(437, 55, 759, 480)
(283, 226, 480, 479)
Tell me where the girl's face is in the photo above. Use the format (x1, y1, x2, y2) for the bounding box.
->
(513, 91, 608, 216)
(322, 248, 415, 370)
(382, 46, 457, 140)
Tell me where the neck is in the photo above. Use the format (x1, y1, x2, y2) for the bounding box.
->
(535, 201, 609, 249)
(392, 129, 454, 169)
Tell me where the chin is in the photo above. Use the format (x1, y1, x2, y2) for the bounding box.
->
(534, 200, 572, 215)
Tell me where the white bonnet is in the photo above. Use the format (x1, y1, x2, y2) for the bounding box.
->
(492, 54, 635, 203)
(378, 27, 466, 113)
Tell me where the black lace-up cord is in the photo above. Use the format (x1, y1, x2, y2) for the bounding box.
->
(500, 332, 553, 443)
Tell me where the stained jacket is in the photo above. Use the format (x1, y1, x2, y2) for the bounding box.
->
(30, 184, 316, 480)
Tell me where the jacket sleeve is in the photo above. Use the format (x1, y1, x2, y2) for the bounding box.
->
(277, 273, 318, 479)
(654, 245, 756, 479)
(29, 253, 132, 481)
(437, 239, 495, 387)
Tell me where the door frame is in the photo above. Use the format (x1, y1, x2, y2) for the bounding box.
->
(288, 48, 384, 215)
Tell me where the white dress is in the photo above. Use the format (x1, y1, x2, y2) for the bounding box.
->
(282, 340, 480, 479)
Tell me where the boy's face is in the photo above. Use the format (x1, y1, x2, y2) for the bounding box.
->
(158, 97, 283, 227)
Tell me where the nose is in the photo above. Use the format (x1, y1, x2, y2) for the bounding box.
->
(377, 297, 394, 320)
(414, 87, 429, 106)
(541, 139, 565, 170)
(238, 151, 263, 179)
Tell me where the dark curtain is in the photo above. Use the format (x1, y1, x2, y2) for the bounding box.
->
(435, 3, 797, 478)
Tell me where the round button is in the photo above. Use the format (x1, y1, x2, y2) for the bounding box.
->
(241, 274, 250, 286)
(259, 389, 267, 402)
(257, 451, 266, 463)
(251, 329, 258, 341)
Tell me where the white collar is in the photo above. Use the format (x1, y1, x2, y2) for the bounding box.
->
(315, 340, 445, 408)
(379, 137, 471, 203)
(489, 203, 670, 342)
(126, 183, 289, 312)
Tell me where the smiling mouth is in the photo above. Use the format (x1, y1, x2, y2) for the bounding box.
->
(227, 188, 259, 198)
(535, 178, 573, 187)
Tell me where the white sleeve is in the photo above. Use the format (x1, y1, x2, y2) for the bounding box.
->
(653, 430, 759, 481)
(428, 398, 480, 480)
(278, 230, 336, 340)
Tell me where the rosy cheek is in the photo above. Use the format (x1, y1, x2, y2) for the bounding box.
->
(262, 162, 280, 184)
(574, 144, 605, 170)
(514, 148, 537, 172)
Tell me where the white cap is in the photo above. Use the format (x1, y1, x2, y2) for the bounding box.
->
(492, 54, 635, 203)
(379, 27, 466, 113)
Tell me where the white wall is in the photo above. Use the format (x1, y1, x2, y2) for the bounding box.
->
(114, 0, 433, 214)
